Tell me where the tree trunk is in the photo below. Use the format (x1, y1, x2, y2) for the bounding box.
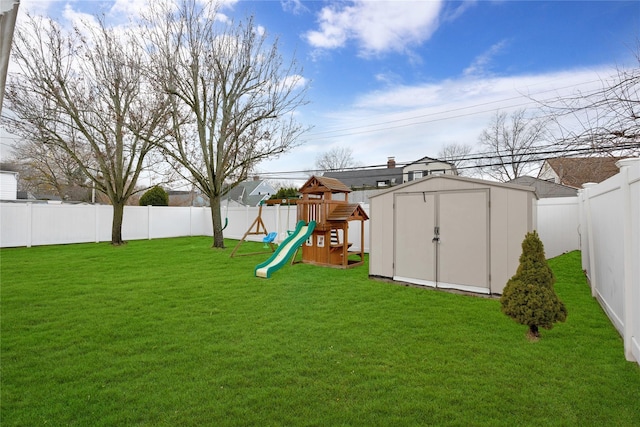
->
(210, 194, 225, 249)
(528, 324, 540, 338)
(111, 201, 125, 245)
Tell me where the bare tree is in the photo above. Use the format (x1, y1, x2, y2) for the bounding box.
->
(315, 146, 361, 172)
(143, 0, 309, 248)
(537, 46, 640, 156)
(476, 109, 548, 182)
(12, 144, 93, 201)
(4, 15, 171, 244)
(437, 142, 473, 176)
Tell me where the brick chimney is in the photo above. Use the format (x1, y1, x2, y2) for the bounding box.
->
(387, 156, 396, 168)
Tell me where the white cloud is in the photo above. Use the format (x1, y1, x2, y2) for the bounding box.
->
(62, 4, 99, 29)
(281, 0, 308, 15)
(305, 0, 443, 56)
(260, 66, 618, 175)
(16, 0, 56, 17)
(110, 0, 150, 19)
(463, 39, 509, 77)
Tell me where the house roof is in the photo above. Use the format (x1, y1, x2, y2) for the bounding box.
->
(327, 203, 369, 222)
(508, 176, 577, 198)
(541, 157, 624, 189)
(406, 156, 454, 167)
(369, 174, 538, 199)
(323, 168, 403, 189)
(300, 175, 352, 195)
(224, 180, 273, 206)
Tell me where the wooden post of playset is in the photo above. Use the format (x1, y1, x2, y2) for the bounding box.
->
(296, 176, 369, 269)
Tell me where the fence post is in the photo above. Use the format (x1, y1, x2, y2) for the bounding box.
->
(148, 205, 152, 240)
(616, 158, 636, 362)
(582, 183, 598, 297)
(26, 202, 32, 248)
(95, 204, 100, 243)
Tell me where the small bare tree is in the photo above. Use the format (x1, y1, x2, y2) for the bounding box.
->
(315, 146, 361, 172)
(476, 109, 548, 182)
(537, 46, 640, 156)
(4, 15, 171, 244)
(143, 0, 309, 248)
(437, 142, 473, 176)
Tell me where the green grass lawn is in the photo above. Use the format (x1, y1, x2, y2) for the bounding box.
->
(1, 239, 639, 426)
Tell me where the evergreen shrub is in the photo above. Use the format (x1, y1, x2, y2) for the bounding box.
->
(500, 230, 567, 338)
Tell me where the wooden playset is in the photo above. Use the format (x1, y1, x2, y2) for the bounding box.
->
(296, 176, 368, 268)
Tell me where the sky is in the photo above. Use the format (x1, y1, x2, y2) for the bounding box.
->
(3, 0, 639, 184)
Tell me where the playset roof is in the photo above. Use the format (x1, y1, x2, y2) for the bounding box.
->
(299, 176, 352, 195)
(327, 203, 369, 222)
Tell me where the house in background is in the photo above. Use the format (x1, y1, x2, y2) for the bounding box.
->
(538, 157, 625, 189)
(225, 178, 276, 207)
(402, 156, 456, 182)
(325, 155, 457, 189)
(508, 176, 577, 198)
(324, 157, 403, 190)
(0, 168, 18, 200)
(324, 156, 457, 204)
(168, 190, 209, 207)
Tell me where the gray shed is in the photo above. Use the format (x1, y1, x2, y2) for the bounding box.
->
(369, 175, 537, 295)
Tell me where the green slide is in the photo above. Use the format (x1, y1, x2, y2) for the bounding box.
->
(255, 220, 316, 278)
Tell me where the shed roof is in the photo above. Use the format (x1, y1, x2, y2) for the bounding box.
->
(300, 175, 351, 195)
(327, 203, 369, 222)
(369, 174, 538, 199)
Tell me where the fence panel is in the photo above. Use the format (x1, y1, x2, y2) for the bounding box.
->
(122, 206, 150, 240)
(630, 167, 640, 364)
(579, 158, 640, 364)
(31, 204, 97, 246)
(587, 178, 625, 331)
(0, 203, 29, 247)
(536, 197, 580, 259)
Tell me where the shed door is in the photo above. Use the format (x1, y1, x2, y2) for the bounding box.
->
(393, 193, 436, 285)
(393, 190, 490, 293)
(437, 190, 489, 292)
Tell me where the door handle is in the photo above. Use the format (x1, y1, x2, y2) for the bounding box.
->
(432, 226, 440, 243)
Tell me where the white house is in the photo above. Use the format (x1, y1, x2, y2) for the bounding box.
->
(0, 169, 18, 200)
(402, 156, 456, 183)
(225, 178, 276, 207)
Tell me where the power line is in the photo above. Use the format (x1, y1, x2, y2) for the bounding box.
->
(257, 142, 639, 181)
(303, 77, 608, 141)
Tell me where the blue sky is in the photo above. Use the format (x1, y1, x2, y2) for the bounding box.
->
(8, 0, 640, 182)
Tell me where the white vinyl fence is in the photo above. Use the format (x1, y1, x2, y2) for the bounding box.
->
(578, 158, 639, 364)
(2, 198, 574, 252)
(0, 202, 370, 252)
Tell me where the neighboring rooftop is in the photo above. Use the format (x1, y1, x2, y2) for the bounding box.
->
(539, 157, 625, 189)
(323, 157, 403, 189)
